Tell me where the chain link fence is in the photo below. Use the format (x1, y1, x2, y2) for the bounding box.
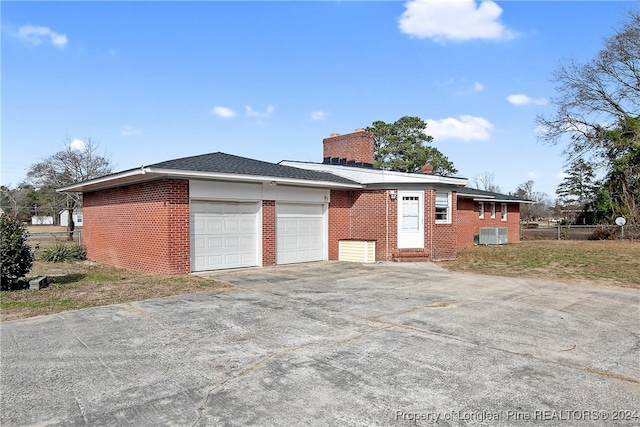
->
(521, 224, 640, 241)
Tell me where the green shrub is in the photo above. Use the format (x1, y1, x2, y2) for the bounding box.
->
(1, 214, 34, 290)
(39, 243, 87, 263)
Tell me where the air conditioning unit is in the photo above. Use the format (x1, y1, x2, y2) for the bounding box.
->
(479, 227, 508, 245)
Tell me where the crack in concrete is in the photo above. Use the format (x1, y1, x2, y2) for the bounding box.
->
(232, 283, 640, 385)
(190, 324, 394, 426)
(74, 396, 88, 424)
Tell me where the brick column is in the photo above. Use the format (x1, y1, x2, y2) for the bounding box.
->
(262, 200, 276, 266)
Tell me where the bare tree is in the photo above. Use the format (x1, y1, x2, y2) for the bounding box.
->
(536, 9, 640, 223)
(26, 138, 113, 240)
(470, 172, 502, 193)
(512, 180, 553, 223)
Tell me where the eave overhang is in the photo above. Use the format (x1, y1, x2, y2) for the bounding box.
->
(57, 167, 364, 193)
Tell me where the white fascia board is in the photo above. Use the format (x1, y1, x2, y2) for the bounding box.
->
(56, 168, 150, 192)
(467, 197, 535, 204)
(57, 167, 362, 193)
(280, 161, 468, 187)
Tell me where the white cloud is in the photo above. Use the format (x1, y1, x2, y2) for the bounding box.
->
(426, 115, 493, 141)
(507, 94, 548, 106)
(399, 0, 517, 42)
(121, 126, 142, 137)
(528, 171, 537, 178)
(310, 111, 329, 121)
(211, 106, 236, 118)
(474, 82, 484, 92)
(17, 25, 68, 48)
(68, 138, 86, 151)
(245, 105, 274, 118)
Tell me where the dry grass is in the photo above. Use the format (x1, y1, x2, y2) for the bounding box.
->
(0, 261, 228, 322)
(441, 240, 640, 288)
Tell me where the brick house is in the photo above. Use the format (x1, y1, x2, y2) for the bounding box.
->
(59, 130, 529, 274)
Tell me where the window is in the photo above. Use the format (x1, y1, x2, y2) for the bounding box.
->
(501, 203, 507, 221)
(479, 202, 485, 219)
(402, 196, 420, 230)
(490, 202, 496, 219)
(435, 192, 451, 224)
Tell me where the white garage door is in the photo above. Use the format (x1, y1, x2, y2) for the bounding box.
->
(191, 201, 259, 271)
(277, 203, 324, 265)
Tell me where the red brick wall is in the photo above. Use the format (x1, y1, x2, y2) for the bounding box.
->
(329, 189, 461, 262)
(456, 199, 521, 249)
(428, 190, 458, 260)
(323, 130, 374, 164)
(83, 179, 190, 274)
(262, 200, 276, 266)
(328, 190, 352, 260)
(349, 190, 397, 261)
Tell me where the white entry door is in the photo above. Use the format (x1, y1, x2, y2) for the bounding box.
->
(276, 203, 324, 264)
(397, 191, 424, 248)
(191, 201, 259, 271)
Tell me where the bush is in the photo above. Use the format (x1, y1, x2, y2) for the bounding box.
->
(38, 243, 87, 263)
(1, 214, 35, 290)
(588, 227, 613, 240)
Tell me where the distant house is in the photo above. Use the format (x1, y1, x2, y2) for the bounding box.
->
(31, 216, 54, 225)
(59, 209, 83, 227)
(58, 130, 531, 274)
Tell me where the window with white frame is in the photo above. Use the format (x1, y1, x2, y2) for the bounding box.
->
(490, 202, 496, 219)
(479, 202, 485, 219)
(435, 192, 451, 224)
(501, 203, 507, 221)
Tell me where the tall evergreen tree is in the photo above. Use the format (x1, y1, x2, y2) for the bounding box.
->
(366, 116, 457, 176)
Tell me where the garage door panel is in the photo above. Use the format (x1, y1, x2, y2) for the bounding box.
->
(191, 201, 258, 271)
(276, 203, 324, 265)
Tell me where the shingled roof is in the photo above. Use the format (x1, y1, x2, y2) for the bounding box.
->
(456, 187, 532, 202)
(148, 152, 358, 185)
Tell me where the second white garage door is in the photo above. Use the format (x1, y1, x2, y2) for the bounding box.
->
(276, 203, 324, 265)
(191, 201, 259, 271)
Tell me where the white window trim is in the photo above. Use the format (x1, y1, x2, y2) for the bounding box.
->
(501, 203, 508, 221)
(490, 202, 496, 219)
(435, 191, 452, 224)
(479, 202, 485, 219)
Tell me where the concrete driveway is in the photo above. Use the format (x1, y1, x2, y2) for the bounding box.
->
(1, 262, 639, 426)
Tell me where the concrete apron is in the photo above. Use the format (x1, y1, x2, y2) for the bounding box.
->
(1, 261, 639, 426)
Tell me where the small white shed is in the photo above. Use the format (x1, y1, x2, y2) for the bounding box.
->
(59, 209, 83, 227)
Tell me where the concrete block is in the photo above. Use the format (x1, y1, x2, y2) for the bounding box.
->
(29, 276, 49, 290)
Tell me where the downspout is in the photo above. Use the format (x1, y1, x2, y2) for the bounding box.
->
(386, 190, 389, 261)
(429, 190, 434, 260)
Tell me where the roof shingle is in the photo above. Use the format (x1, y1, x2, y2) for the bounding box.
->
(148, 152, 358, 185)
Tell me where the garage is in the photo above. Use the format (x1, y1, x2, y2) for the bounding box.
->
(276, 203, 325, 265)
(191, 201, 259, 271)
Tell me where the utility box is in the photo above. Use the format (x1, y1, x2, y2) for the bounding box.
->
(479, 227, 508, 245)
(339, 240, 376, 263)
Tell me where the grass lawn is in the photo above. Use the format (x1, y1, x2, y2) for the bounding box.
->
(441, 240, 640, 288)
(2, 240, 638, 322)
(1, 261, 228, 322)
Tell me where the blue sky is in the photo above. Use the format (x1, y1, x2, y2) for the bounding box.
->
(2, 1, 637, 196)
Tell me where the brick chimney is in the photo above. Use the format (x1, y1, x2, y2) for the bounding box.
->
(422, 164, 433, 174)
(323, 129, 374, 165)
